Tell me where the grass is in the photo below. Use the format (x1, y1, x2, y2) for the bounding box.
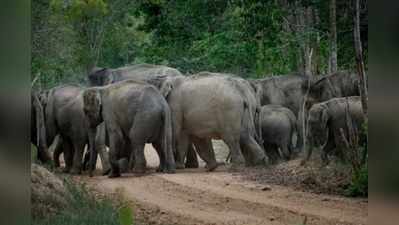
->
(345, 164, 368, 197)
(32, 179, 134, 225)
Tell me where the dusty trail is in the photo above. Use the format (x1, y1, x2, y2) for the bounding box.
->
(80, 142, 367, 225)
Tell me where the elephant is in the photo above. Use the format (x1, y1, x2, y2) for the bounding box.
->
(82, 79, 176, 178)
(87, 63, 199, 169)
(31, 91, 51, 163)
(251, 74, 310, 153)
(302, 96, 365, 166)
(158, 72, 267, 169)
(307, 71, 360, 107)
(44, 85, 110, 175)
(260, 105, 297, 164)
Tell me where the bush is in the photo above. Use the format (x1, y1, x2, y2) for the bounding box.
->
(32, 179, 133, 225)
(346, 164, 368, 197)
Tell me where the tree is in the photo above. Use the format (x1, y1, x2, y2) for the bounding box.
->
(353, 0, 367, 115)
(329, 0, 338, 73)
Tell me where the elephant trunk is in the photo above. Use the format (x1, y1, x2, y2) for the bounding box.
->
(33, 93, 51, 163)
(162, 103, 176, 173)
(88, 127, 98, 177)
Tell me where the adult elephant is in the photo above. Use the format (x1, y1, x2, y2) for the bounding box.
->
(82, 80, 176, 178)
(303, 96, 365, 166)
(307, 71, 360, 107)
(251, 74, 310, 152)
(159, 72, 267, 169)
(31, 91, 51, 163)
(45, 85, 110, 175)
(88, 64, 199, 169)
(260, 105, 297, 164)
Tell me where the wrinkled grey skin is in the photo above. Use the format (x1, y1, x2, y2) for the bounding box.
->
(260, 105, 297, 164)
(251, 74, 310, 152)
(31, 91, 51, 163)
(88, 64, 199, 169)
(161, 72, 267, 169)
(83, 80, 176, 178)
(45, 85, 110, 175)
(303, 96, 365, 165)
(307, 71, 360, 107)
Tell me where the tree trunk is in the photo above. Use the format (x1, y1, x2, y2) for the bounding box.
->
(329, 0, 338, 73)
(353, 0, 368, 115)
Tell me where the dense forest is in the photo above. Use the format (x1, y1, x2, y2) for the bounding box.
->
(32, 0, 368, 88)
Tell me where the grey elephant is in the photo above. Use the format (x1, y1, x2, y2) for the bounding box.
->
(45, 85, 110, 175)
(251, 74, 310, 153)
(87, 63, 199, 169)
(307, 71, 360, 107)
(158, 72, 267, 169)
(303, 96, 365, 165)
(31, 91, 51, 163)
(82, 80, 176, 178)
(260, 105, 297, 164)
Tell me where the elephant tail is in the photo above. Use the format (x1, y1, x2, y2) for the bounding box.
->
(162, 101, 176, 172)
(242, 100, 263, 146)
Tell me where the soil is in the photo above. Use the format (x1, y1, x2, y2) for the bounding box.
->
(75, 141, 367, 225)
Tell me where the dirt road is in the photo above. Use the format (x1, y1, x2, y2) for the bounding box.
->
(80, 142, 367, 225)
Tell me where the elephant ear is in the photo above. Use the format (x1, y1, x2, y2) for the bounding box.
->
(160, 79, 173, 98)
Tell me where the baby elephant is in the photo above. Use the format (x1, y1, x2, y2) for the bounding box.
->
(83, 79, 176, 178)
(260, 105, 297, 164)
(303, 96, 365, 166)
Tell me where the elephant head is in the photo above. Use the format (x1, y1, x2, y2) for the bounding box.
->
(83, 88, 104, 176)
(307, 104, 329, 148)
(83, 88, 103, 128)
(88, 68, 113, 86)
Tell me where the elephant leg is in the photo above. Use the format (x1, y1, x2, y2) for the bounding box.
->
(108, 127, 123, 178)
(62, 139, 73, 173)
(82, 150, 90, 171)
(240, 134, 268, 166)
(185, 144, 199, 168)
(175, 133, 190, 169)
(70, 141, 85, 175)
(280, 143, 291, 161)
(191, 137, 218, 171)
(265, 144, 278, 164)
(153, 142, 166, 172)
(52, 136, 64, 168)
(321, 140, 335, 167)
(223, 134, 245, 168)
(131, 143, 146, 174)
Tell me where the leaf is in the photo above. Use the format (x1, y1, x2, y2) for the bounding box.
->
(118, 205, 134, 225)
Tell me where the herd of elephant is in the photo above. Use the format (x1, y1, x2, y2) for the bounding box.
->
(31, 64, 366, 178)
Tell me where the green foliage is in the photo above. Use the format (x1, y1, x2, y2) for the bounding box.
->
(32, 180, 128, 225)
(346, 164, 368, 197)
(33, 0, 368, 88)
(118, 205, 134, 225)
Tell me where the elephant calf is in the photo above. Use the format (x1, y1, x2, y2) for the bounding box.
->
(260, 105, 297, 164)
(303, 96, 365, 165)
(83, 79, 176, 178)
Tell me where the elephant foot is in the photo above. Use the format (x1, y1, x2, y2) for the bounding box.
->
(108, 172, 121, 178)
(102, 168, 111, 176)
(176, 162, 185, 169)
(205, 162, 218, 172)
(133, 167, 146, 174)
(62, 167, 71, 173)
(70, 168, 82, 175)
(118, 158, 129, 173)
(185, 160, 199, 168)
(300, 159, 308, 166)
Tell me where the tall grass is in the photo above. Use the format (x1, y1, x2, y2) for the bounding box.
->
(32, 180, 132, 225)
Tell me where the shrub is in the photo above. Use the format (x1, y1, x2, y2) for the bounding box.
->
(32, 179, 133, 225)
(346, 164, 368, 197)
